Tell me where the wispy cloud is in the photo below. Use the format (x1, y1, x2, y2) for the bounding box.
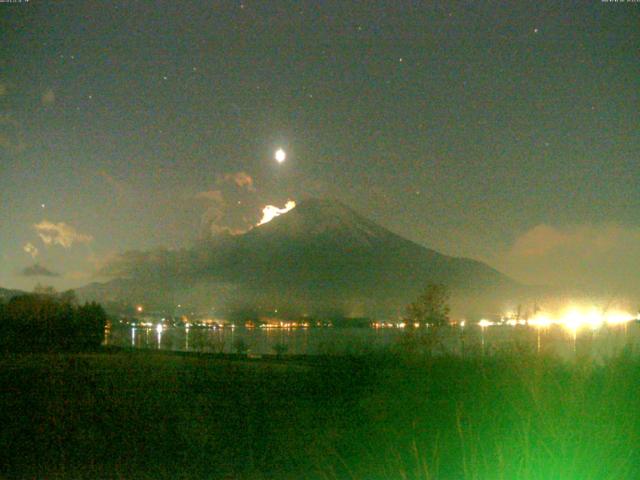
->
(195, 189, 226, 235)
(217, 171, 254, 191)
(21, 263, 60, 277)
(23, 242, 39, 259)
(195, 172, 260, 237)
(34, 221, 93, 248)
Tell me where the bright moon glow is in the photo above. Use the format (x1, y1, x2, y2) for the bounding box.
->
(257, 200, 296, 226)
(275, 148, 286, 163)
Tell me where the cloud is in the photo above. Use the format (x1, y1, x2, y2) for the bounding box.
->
(98, 247, 196, 278)
(21, 263, 60, 277)
(498, 223, 640, 294)
(41, 88, 55, 106)
(194, 171, 262, 237)
(216, 171, 255, 191)
(87, 251, 118, 273)
(34, 220, 93, 248)
(195, 184, 259, 237)
(195, 190, 226, 235)
(508, 224, 636, 258)
(23, 242, 39, 259)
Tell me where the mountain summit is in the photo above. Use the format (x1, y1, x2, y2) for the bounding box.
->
(80, 198, 519, 317)
(251, 198, 390, 245)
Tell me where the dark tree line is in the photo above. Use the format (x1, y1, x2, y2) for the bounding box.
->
(0, 292, 107, 352)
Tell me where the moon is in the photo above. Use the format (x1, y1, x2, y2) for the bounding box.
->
(275, 148, 286, 163)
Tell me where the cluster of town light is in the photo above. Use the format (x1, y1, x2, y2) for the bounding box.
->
(477, 307, 637, 332)
(132, 304, 637, 333)
(373, 321, 422, 329)
(370, 306, 638, 332)
(260, 321, 310, 329)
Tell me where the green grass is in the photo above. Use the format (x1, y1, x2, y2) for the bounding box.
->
(0, 347, 639, 479)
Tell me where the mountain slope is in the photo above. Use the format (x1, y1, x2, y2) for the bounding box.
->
(197, 199, 513, 294)
(79, 199, 520, 317)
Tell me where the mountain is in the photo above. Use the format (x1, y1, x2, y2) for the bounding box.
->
(78, 199, 522, 318)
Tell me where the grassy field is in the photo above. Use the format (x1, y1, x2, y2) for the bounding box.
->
(1, 347, 639, 479)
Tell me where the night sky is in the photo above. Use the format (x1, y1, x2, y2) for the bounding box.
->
(1, 1, 639, 296)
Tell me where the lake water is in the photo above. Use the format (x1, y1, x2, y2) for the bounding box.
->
(105, 322, 640, 360)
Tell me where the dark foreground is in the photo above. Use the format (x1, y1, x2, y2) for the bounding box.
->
(1, 347, 639, 479)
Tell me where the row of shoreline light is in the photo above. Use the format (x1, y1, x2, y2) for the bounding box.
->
(129, 309, 638, 333)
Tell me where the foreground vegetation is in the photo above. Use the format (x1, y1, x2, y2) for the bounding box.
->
(0, 293, 106, 352)
(1, 345, 639, 479)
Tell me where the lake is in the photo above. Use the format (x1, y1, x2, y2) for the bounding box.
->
(105, 321, 640, 359)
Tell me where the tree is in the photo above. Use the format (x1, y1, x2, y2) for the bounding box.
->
(405, 284, 451, 327)
(75, 302, 108, 349)
(0, 294, 107, 352)
(59, 289, 78, 305)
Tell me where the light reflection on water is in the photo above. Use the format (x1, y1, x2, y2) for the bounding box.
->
(106, 322, 640, 359)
